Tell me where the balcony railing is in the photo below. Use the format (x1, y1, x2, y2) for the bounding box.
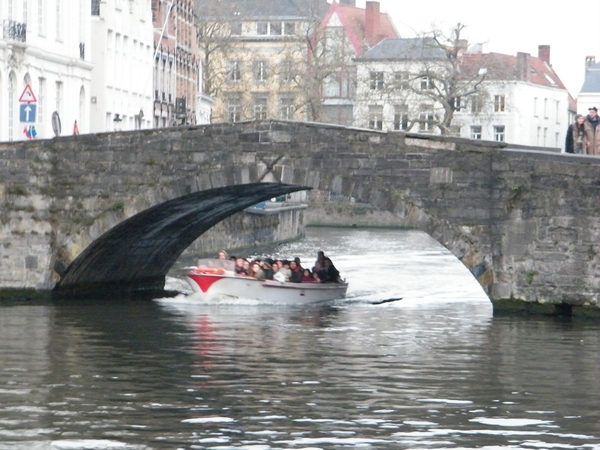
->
(3, 20, 27, 43)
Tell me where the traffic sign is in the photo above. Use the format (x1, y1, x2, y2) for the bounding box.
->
(19, 84, 37, 103)
(19, 103, 37, 123)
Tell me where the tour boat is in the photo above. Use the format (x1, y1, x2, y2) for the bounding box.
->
(186, 259, 348, 304)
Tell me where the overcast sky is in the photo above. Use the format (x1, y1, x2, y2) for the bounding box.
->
(354, 0, 600, 101)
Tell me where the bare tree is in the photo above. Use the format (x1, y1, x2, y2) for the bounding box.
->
(362, 24, 491, 135)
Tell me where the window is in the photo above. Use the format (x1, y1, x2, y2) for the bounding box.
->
(280, 96, 295, 120)
(270, 21, 282, 35)
(471, 95, 483, 113)
(393, 104, 409, 131)
(543, 127, 548, 146)
(470, 126, 482, 140)
(419, 111, 434, 132)
(257, 22, 268, 35)
(38, 0, 46, 34)
(451, 97, 462, 111)
(253, 61, 268, 82)
(280, 61, 294, 83)
(368, 106, 383, 130)
(555, 101, 560, 124)
(253, 96, 268, 120)
(230, 22, 242, 35)
(257, 21, 295, 36)
(55, 0, 63, 41)
(55, 80, 63, 113)
(494, 94, 505, 112)
(543, 98, 548, 118)
(370, 71, 384, 90)
(227, 95, 241, 122)
(394, 72, 409, 90)
(227, 60, 241, 82)
(284, 22, 294, 35)
(420, 76, 433, 90)
(494, 125, 505, 142)
(533, 97, 538, 117)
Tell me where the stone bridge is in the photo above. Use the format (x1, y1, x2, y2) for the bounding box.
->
(1, 121, 598, 314)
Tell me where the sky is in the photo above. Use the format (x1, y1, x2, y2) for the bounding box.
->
(354, 0, 600, 97)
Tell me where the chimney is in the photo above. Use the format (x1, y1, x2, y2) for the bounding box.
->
(538, 45, 550, 64)
(516, 52, 531, 82)
(456, 39, 468, 56)
(365, 1, 380, 44)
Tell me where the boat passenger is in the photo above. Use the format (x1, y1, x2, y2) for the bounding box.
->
(312, 261, 327, 283)
(289, 260, 303, 283)
(242, 259, 251, 275)
(217, 250, 228, 260)
(235, 257, 247, 275)
(301, 269, 318, 283)
(323, 257, 341, 283)
(261, 261, 274, 280)
(278, 261, 292, 282)
(252, 261, 265, 280)
(313, 251, 326, 270)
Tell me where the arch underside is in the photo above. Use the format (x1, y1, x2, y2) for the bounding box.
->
(53, 183, 308, 299)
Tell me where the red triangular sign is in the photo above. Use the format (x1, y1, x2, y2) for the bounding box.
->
(19, 84, 37, 103)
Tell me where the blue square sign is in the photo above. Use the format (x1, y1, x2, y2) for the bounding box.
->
(20, 103, 37, 123)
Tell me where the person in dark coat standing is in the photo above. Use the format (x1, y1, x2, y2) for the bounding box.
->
(585, 107, 600, 155)
(565, 114, 590, 154)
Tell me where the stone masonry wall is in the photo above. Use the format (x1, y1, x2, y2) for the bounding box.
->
(0, 121, 598, 314)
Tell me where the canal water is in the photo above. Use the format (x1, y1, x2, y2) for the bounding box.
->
(0, 228, 598, 449)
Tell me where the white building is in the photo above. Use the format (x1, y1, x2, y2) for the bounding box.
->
(90, 0, 154, 133)
(0, 0, 93, 141)
(355, 39, 570, 149)
(576, 56, 600, 114)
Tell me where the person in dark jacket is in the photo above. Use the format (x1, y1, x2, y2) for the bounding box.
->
(585, 107, 600, 155)
(565, 114, 590, 154)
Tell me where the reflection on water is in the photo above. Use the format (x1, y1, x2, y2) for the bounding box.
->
(0, 228, 598, 449)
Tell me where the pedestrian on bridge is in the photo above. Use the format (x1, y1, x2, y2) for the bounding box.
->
(565, 114, 590, 154)
(585, 107, 599, 155)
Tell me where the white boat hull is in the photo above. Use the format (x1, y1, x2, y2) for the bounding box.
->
(186, 273, 348, 304)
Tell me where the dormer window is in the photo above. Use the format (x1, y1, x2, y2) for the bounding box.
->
(257, 21, 295, 36)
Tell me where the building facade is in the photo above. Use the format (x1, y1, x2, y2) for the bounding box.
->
(195, 0, 330, 124)
(318, 0, 399, 126)
(355, 40, 570, 148)
(577, 56, 600, 114)
(152, 0, 199, 128)
(90, 0, 154, 133)
(0, 0, 93, 141)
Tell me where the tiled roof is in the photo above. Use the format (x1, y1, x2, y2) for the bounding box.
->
(581, 62, 600, 93)
(195, 0, 329, 19)
(358, 40, 568, 91)
(357, 38, 446, 60)
(460, 52, 567, 89)
(334, 2, 398, 48)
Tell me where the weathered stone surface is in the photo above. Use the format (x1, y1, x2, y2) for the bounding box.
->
(0, 121, 598, 314)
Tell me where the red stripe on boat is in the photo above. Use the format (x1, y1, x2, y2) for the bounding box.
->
(189, 274, 222, 293)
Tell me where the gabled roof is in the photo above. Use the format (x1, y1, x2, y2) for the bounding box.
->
(460, 51, 567, 90)
(320, 1, 399, 56)
(195, 0, 329, 19)
(581, 62, 600, 93)
(358, 39, 568, 91)
(357, 37, 446, 61)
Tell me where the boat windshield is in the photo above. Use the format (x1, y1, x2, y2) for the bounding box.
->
(196, 258, 235, 272)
